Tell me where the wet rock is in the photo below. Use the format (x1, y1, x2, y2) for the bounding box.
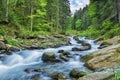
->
(72, 47, 81, 51)
(72, 46, 91, 51)
(59, 51, 71, 61)
(81, 43, 91, 50)
(78, 71, 114, 80)
(98, 42, 111, 49)
(69, 68, 87, 79)
(58, 50, 64, 53)
(73, 36, 79, 41)
(77, 40, 84, 44)
(42, 52, 61, 63)
(24, 68, 41, 73)
(83, 44, 120, 70)
(72, 43, 91, 51)
(50, 72, 66, 80)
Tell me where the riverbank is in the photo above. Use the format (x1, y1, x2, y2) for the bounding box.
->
(0, 34, 120, 80)
(78, 36, 120, 80)
(0, 34, 69, 54)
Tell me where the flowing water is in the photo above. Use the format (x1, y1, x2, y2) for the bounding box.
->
(0, 36, 99, 80)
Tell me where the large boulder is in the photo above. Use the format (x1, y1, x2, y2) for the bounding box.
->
(69, 68, 87, 79)
(42, 52, 61, 63)
(59, 51, 71, 61)
(50, 72, 66, 80)
(78, 71, 114, 80)
(83, 44, 120, 70)
(0, 41, 6, 50)
(97, 36, 120, 45)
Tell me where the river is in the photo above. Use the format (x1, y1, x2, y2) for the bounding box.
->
(0, 36, 99, 80)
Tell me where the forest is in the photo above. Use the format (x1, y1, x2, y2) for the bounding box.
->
(0, 0, 120, 39)
(0, 0, 120, 80)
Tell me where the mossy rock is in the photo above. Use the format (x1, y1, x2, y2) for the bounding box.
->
(69, 68, 87, 79)
(50, 73, 66, 80)
(42, 52, 56, 62)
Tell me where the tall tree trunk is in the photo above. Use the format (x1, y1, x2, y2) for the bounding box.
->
(118, 0, 120, 23)
(30, 2, 33, 32)
(14, 0, 17, 10)
(56, 0, 59, 33)
(6, 0, 9, 22)
(116, 0, 120, 23)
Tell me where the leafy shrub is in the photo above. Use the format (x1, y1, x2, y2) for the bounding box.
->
(103, 23, 120, 39)
(77, 25, 100, 38)
(5, 36, 19, 46)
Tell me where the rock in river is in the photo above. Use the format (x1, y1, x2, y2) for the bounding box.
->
(83, 44, 120, 70)
(42, 52, 61, 63)
(58, 50, 64, 53)
(81, 42, 91, 50)
(59, 51, 71, 61)
(69, 68, 87, 79)
(72, 43, 91, 51)
(50, 72, 66, 80)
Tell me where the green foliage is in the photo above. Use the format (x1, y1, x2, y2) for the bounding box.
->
(102, 21, 113, 30)
(77, 26, 100, 38)
(0, 26, 5, 35)
(112, 71, 120, 80)
(71, 0, 120, 39)
(66, 30, 78, 35)
(103, 23, 120, 39)
(88, 2, 97, 17)
(5, 36, 19, 46)
(75, 19, 82, 29)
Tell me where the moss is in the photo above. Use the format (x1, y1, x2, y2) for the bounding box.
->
(43, 52, 55, 56)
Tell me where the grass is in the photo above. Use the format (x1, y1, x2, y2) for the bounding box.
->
(112, 72, 120, 80)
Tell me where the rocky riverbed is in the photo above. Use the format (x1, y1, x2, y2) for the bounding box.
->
(0, 36, 120, 80)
